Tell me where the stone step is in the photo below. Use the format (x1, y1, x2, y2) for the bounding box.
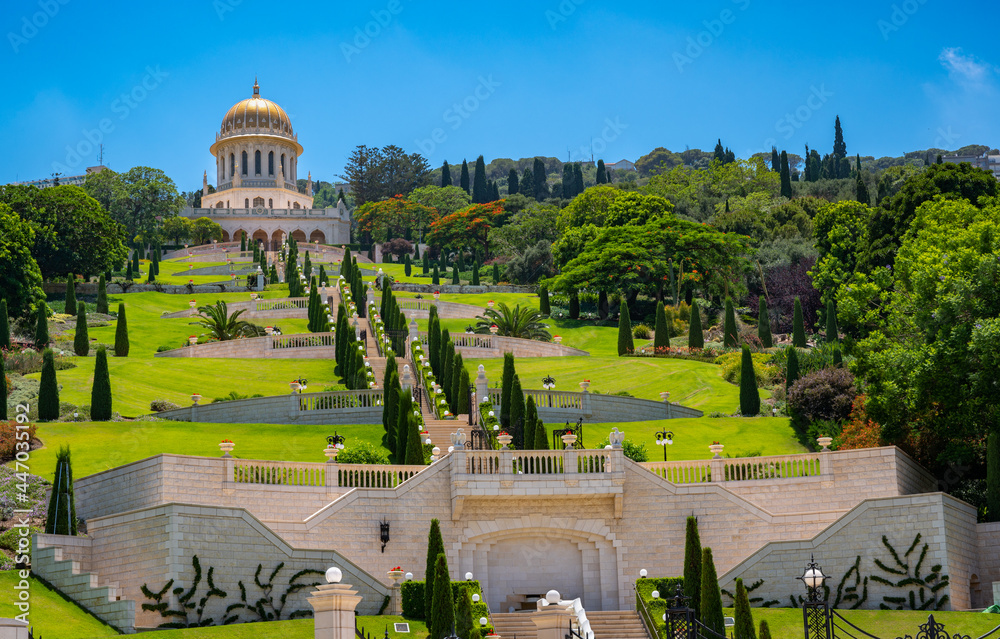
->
(490, 610, 651, 639)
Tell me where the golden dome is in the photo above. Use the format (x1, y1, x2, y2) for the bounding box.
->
(219, 79, 294, 140)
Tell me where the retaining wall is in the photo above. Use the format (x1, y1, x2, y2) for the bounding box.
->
(154, 333, 336, 359)
(155, 389, 384, 425)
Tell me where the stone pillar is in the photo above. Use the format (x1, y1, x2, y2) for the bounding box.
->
(307, 575, 363, 639)
(409, 318, 419, 344)
(0, 618, 29, 639)
(400, 365, 414, 392)
(475, 365, 489, 407)
(993, 581, 1000, 606)
(366, 284, 375, 311)
(579, 382, 591, 418)
(532, 600, 573, 639)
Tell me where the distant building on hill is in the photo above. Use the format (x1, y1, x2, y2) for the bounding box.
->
(11, 165, 108, 188)
(942, 152, 1000, 180)
(605, 159, 636, 171)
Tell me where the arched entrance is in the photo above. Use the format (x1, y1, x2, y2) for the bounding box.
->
(290, 229, 307, 244)
(252, 229, 268, 251)
(220, 229, 231, 242)
(270, 229, 285, 252)
(486, 535, 585, 612)
(309, 229, 326, 244)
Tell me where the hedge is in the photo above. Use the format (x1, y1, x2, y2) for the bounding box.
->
(402, 579, 486, 620)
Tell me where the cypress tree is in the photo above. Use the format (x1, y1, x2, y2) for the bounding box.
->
(0, 351, 6, 420)
(573, 164, 584, 196)
(425, 519, 445, 619)
(114, 303, 129, 357)
(385, 371, 401, 452)
(665, 306, 675, 338)
(792, 297, 807, 347)
(34, 303, 49, 349)
(733, 578, 757, 639)
(64, 274, 77, 315)
(507, 168, 519, 195)
(537, 287, 550, 315)
(456, 585, 479, 639)
(856, 170, 870, 205)
(472, 155, 488, 204)
(441, 160, 452, 187)
(404, 413, 425, 466)
(500, 352, 515, 429)
(562, 164, 574, 199)
(240, 231, 247, 251)
(38, 348, 59, 421)
(433, 265, 440, 285)
(534, 417, 549, 450)
(520, 168, 534, 198)
(683, 516, 702, 618)
(90, 346, 112, 421)
(442, 337, 454, 405)
(147, 267, 156, 283)
(73, 302, 89, 356)
(723, 298, 738, 348)
(382, 356, 399, 433)
(833, 115, 847, 163)
(458, 367, 471, 416)
(759, 621, 773, 639)
(510, 375, 525, 447)
(493, 263, 500, 283)
(452, 265, 460, 285)
(471, 260, 480, 285)
(396, 388, 413, 463)
(654, 301, 669, 350)
(780, 151, 792, 199)
(0, 299, 10, 350)
(987, 431, 999, 523)
(533, 158, 548, 200)
(758, 296, 772, 348)
(524, 395, 538, 450)
(450, 353, 466, 416)
(460, 159, 470, 193)
(569, 291, 580, 319)
(739, 346, 760, 416)
(786, 346, 800, 392)
(833, 346, 843, 366)
(596, 159, 607, 184)
(429, 312, 441, 377)
(96, 274, 108, 314)
(125, 260, 133, 281)
(405, 254, 412, 277)
(699, 548, 724, 636)
(414, 242, 420, 259)
(688, 303, 704, 349)
(270, 264, 279, 284)
(617, 302, 634, 356)
(429, 554, 454, 639)
(771, 146, 780, 172)
(423, 253, 430, 275)
(44, 446, 77, 535)
(825, 298, 839, 343)
(132, 250, 139, 277)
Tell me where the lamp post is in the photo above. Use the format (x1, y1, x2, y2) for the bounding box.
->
(798, 554, 832, 639)
(654, 430, 674, 462)
(469, 384, 476, 426)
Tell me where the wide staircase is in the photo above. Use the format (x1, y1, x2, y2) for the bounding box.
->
(490, 609, 649, 639)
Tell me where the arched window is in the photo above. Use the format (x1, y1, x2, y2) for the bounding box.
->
(253, 197, 265, 207)
(293, 202, 301, 209)
(219, 154, 225, 179)
(245, 198, 250, 208)
(242, 151, 248, 175)
(229, 153, 235, 178)
(255, 150, 261, 175)
(281, 154, 286, 177)
(268, 198, 273, 207)
(216, 202, 223, 209)
(268, 151, 274, 175)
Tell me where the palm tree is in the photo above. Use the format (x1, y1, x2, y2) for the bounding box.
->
(190, 300, 263, 341)
(474, 303, 551, 341)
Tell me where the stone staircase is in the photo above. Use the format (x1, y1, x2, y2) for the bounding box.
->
(490, 610, 650, 639)
(491, 612, 539, 639)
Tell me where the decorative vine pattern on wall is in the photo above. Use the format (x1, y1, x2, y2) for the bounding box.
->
(870, 533, 949, 610)
(140, 556, 325, 627)
(721, 578, 780, 607)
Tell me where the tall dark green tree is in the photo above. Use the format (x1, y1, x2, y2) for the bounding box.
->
(792, 297, 807, 347)
(770, 147, 780, 173)
(779, 151, 792, 199)
(688, 303, 704, 349)
(500, 352, 515, 429)
(433, 265, 440, 285)
(562, 164, 574, 198)
(785, 345, 800, 392)
(96, 274, 109, 314)
(38, 348, 59, 421)
(596, 159, 607, 184)
(509, 375, 525, 446)
(450, 353, 466, 416)
(987, 431, 999, 522)
(723, 298, 738, 348)
(740, 347, 760, 417)
(699, 548, 724, 636)
(856, 170, 870, 205)
(73, 302, 89, 356)
(395, 388, 414, 463)
(833, 115, 847, 167)
(569, 291, 580, 320)
(534, 416, 549, 450)
(404, 413, 425, 466)
(654, 301, 670, 349)
(442, 161, 452, 187)
(507, 169, 518, 196)
(0, 299, 10, 350)
(30, 304, 48, 349)
(404, 254, 412, 277)
(493, 263, 501, 284)
(757, 297, 772, 348)
(532, 158, 548, 200)
(114, 303, 129, 357)
(64, 274, 77, 315)
(539, 287, 550, 315)
(714, 139, 725, 163)
(683, 516, 702, 618)
(0, 351, 6, 420)
(456, 585, 479, 639)
(617, 302, 634, 356)
(573, 164, 584, 196)
(429, 554, 454, 639)
(825, 298, 839, 343)
(44, 446, 77, 535)
(524, 396, 538, 451)
(425, 519, 445, 620)
(471, 260, 480, 285)
(733, 578, 757, 639)
(759, 621, 773, 639)
(520, 168, 534, 198)
(460, 159, 470, 194)
(90, 346, 112, 421)
(452, 265, 460, 285)
(472, 155, 488, 204)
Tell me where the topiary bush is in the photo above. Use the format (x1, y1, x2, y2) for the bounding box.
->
(787, 367, 856, 443)
(150, 399, 181, 412)
(632, 323, 651, 340)
(714, 352, 780, 386)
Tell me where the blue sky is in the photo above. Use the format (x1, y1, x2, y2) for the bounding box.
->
(3, 0, 997, 190)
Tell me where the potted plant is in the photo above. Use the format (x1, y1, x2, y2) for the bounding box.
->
(387, 566, 405, 583)
(709, 441, 724, 458)
(497, 431, 513, 449)
(219, 439, 235, 457)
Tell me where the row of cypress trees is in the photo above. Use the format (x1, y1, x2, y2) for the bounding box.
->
(425, 306, 472, 416)
(496, 353, 548, 449)
(340, 247, 366, 318)
(380, 280, 408, 353)
(423, 519, 482, 639)
(64, 274, 109, 316)
(379, 355, 426, 466)
(36, 343, 113, 421)
(333, 301, 367, 390)
(306, 276, 331, 333)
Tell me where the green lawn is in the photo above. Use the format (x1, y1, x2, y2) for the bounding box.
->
(725, 607, 1000, 638)
(28, 421, 385, 481)
(0, 572, 119, 637)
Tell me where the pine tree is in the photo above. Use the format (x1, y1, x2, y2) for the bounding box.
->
(472, 155, 488, 204)
(396, 388, 413, 463)
(699, 548, 724, 636)
(452, 265, 460, 285)
(617, 302, 634, 356)
(757, 296, 772, 348)
(456, 585, 479, 639)
(723, 298, 738, 348)
(520, 168, 534, 198)
(113, 303, 129, 357)
(771, 147, 780, 173)
(688, 303, 704, 349)
(0, 352, 6, 420)
(779, 151, 792, 199)
(510, 375, 525, 447)
(64, 274, 77, 315)
(429, 554, 454, 639)
(759, 621, 772, 639)
(987, 431, 999, 523)
(0, 299, 10, 350)
(492, 263, 500, 283)
(569, 291, 580, 319)
(792, 297, 807, 347)
(524, 395, 538, 450)
(533, 158, 548, 200)
(132, 249, 140, 276)
(95, 274, 109, 314)
(38, 348, 59, 421)
(740, 346, 760, 416)
(825, 298, 839, 343)
(460, 159, 470, 193)
(500, 352, 515, 429)
(73, 302, 89, 356)
(425, 519, 445, 619)
(423, 253, 430, 275)
(596, 159, 607, 184)
(442, 160, 452, 187)
(90, 346, 112, 421)
(785, 345, 800, 392)
(33, 302, 49, 349)
(539, 287, 550, 315)
(733, 578, 757, 639)
(507, 168, 519, 196)
(44, 446, 77, 535)
(654, 301, 669, 350)
(683, 516, 702, 618)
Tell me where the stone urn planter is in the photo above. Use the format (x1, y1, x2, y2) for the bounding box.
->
(324, 445, 339, 463)
(387, 569, 405, 584)
(561, 433, 578, 448)
(659, 392, 671, 401)
(497, 433, 513, 449)
(817, 436, 833, 451)
(709, 443, 724, 459)
(191, 393, 202, 406)
(219, 441, 234, 457)
(553, 336, 562, 344)
(579, 381, 590, 392)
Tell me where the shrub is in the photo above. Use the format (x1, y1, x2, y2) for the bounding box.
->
(429, 554, 454, 639)
(96, 274, 109, 314)
(337, 442, 390, 465)
(0, 420, 37, 463)
(149, 399, 181, 412)
(156, 345, 173, 353)
(597, 437, 648, 462)
(210, 391, 264, 403)
(787, 367, 856, 442)
(632, 323, 651, 340)
(114, 303, 129, 357)
(73, 302, 89, 356)
(714, 352, 779, 387)
(38, 349, 59, 421)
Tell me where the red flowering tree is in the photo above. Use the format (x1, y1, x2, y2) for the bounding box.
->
(354, 195, 438, 244)
(426, 201, 505, 258)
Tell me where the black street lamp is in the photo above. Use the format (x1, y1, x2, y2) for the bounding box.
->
(468, 384, 476, 426)
(654, 430, 673, 462)
(327, 432, 346, 449)
(798, 554, 832, 639)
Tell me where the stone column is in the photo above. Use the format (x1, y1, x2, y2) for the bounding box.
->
(307, 571, 363, 639)
(532, 597, 573, 639)
(400, 365, 414, 392)
(475, 365, 489, 407)
(0, 618, 29, 639)
(409, 318, 419, 344)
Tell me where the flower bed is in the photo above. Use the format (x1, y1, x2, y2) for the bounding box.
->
(411, 338, 451, 419)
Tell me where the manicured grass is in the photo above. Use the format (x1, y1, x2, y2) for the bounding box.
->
(723, 607, 1000, 638)
(0, 571, 119, 637)
(28, 421, 386, 481)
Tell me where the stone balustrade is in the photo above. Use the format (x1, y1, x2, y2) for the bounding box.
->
(155, 388, 384, 424)
(230, 458, 423, 490)
(416, 332, 589, 358)
(154, 331, 336, 359)
(482, 385, 701, 423)
(640, 451, 825, 484)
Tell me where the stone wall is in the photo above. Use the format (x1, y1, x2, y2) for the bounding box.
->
(43, 282, 250, 295)
(153, 333, 336, 359)
(976, 522, 1000, 607)
(155, 390, 384, 425)
(421, 332, 589, 358)
(391, 283, 537, 295)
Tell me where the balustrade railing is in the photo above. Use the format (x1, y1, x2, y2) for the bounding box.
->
(273, 333, 335, 349)
(462, 449, 617, 476)
(233, 460, 326, 486)
(523, 390, 584, 410)
(338, 465, 421, 488)
(512, 450, 566, 475)
(642, 461, 712, 484)
(298, 389, 383, 411)
(639, 452, 824, 484)
(254, 298, 309, 311)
